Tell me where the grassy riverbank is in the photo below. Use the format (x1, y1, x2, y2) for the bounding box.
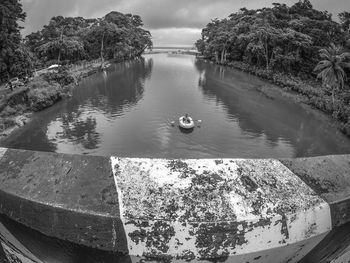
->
(0, 61, 102, 139)
(212, 60, 350, 137)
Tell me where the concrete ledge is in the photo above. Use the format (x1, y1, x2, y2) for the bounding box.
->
(0, 148, 127, 252)
(111, 157, 331, 262)
(0, 147, 349, 262)
(280, 155, 350, 227)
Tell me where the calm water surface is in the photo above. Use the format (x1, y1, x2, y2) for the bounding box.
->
(2, 53, 350, 158)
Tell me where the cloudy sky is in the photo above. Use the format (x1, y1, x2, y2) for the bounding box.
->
(21, 0, 349, 47)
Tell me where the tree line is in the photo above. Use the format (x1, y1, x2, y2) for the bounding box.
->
(0, 0, 152, 83)
(195, 0, 350, 91)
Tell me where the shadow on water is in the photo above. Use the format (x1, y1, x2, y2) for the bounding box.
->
(179, 126, 194, 134)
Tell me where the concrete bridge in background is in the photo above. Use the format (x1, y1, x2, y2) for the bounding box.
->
(0, 147, 349, 263)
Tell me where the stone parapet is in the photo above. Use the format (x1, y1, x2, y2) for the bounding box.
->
(0, 147, 349, 262)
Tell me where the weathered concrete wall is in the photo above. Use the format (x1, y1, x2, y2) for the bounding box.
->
(281, 155, 350, 263)
(0, 147, 349, 262)
(0, 147, 127, 253)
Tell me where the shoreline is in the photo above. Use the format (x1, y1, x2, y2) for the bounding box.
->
(200, 58, 350, 138)
(1, 53, 349, 145)
(0, 59, 111, 142)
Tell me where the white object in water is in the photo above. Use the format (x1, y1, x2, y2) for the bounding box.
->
(179, 116, 195, 129)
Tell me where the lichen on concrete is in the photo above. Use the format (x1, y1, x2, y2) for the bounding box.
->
(111, 157, 332, 261)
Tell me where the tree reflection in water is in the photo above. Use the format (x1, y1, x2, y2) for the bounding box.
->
(53, 57, 153, 151)
(1, 57, 154, 154)
(194, 58, 349, 157)
(3, 54, 349, 158)
(59, 112, 100, 150)
(70, 57, 153, 116)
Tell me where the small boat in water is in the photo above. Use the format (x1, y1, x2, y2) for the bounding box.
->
(179, 115, 195, 129)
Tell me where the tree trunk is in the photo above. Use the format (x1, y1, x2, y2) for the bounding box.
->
(139, 44, 149, 56)
(221, 49, 227, 64)
(221, 49, 224, 64)
(58, 28, 64, 62)
(100, 32, 105, 65)
(265, 39, 269, 70)
(269, 51, 275, 70)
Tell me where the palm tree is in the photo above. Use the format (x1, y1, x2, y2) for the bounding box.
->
(314, 43, 350, 104)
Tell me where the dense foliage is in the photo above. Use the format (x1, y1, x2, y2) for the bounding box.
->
(314, 44, 350, 101)
(196, 0, 349, 77)
(0, 6, 151, 82)
(25, 11, 152, 65)
(0, 0, 33, 82)
(196, 0, 350, 137)
(339, 11, 350, 33)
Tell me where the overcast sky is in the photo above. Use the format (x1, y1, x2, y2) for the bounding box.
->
(21, 0, 349, 47)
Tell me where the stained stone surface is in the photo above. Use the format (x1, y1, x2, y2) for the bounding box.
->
(111, 157, 331, 261)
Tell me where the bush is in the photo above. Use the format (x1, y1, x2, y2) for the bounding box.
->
(27, 80, 63, 111)
(43, 71, 75, 86)
(0, 118, 16, 131)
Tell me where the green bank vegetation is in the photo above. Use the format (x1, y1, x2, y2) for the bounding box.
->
(25, 12, 152, 66)
(0, 0, 152, 135)
(196, 0, 350, 136)
(0, 1, 152, 81)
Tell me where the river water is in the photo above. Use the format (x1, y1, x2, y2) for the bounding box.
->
(2, 53, 350, 158)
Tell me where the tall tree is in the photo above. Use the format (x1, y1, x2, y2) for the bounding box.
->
(0, 0, 29, 82)
(36, 37, 86, 63)
(30, 11, 152, 64)
(196, 0, 343, 74)
(314, 43, 350, 103)
(244, 21, 283, 70)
